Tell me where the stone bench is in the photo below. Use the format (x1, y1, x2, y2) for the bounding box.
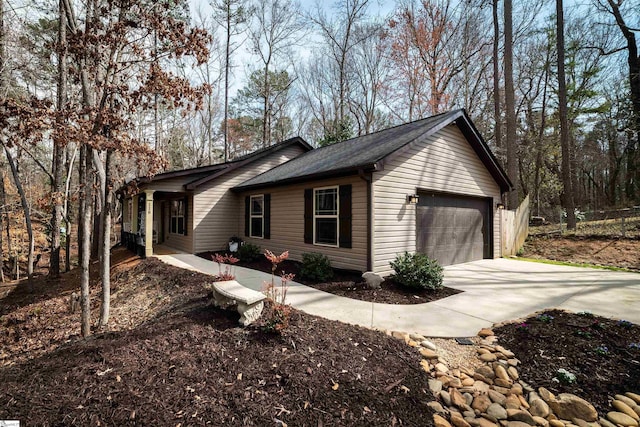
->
(205, 280, 266, 326)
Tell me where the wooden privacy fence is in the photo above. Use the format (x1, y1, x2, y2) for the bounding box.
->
(502, 195, 530, 256)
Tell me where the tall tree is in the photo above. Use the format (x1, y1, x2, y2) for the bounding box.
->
(556, 0, 576, 229)
(214, 0, 249, 162)
(49, 0, 67, 278)
(492, 0, 502, 151)
(504, 0, 518, 208)
(248, 0, 303, 147)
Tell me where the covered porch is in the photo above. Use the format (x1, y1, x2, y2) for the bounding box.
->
(121, 190, 192, 258)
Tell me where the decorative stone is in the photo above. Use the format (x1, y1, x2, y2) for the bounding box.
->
(549, 420, 565, 427)
(452, 388, 469, 410)
(434, 414, 453, 427)
(473, 381, 491, 393)
(508, 367, 519, 380)
(487, 403, 508, 420)
(548, 394, 598, 422)
(511, 383, 524, 396)
(421, 348, 440, 359)
(464, 393, 474, 406)
(362, 271, 383, 289)
(626, 393, 640, 405)
(480, 353, 498, 362)
(492, 386, 511, 395)
(508, 422, 533, 427)
(472, 395, 493, 413)
(441, 391, 452, 407)
(532, 416, 549, 427)
(507, 409, 536, 425)
(449, 378, 463, 388)
(478, 348, 492, 355)
(391, 331, 409, 342)
(478, 328, 494, 337)
(467, 417, 481, 427)
(410, 333, 426, 341)
(495, 346, 515, 358)
(529, 398, 550, 418)
(478, 366, 497, 379)
(607, 412, 639, 427)
(488, 390, 507, 405)
(505, 395, 521, 410)
(453, 414, 473, 427)
(422, 340, 438, 351)
(436, 363, 449, 373)
(429, 379, 444, 395)
(616, 396, 640, 411)
(508, 359, 519, 367)
(538, 388, 555, 403)
(420, 359, 431, 373)
(478, 418, 499, 427)
(600, 418, 618, 427)
(613, 400, 640, 421)
(495, 365, 510, 381)
(463, 378, 475, 387)
(428, 401, 447, 414)
(518, 395, 530, 409)
(495, 378, 513, 388)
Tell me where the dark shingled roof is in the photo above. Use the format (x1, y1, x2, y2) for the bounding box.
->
(234, 109, 512, 193)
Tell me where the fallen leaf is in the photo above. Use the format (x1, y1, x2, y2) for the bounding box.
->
(237, 373, 242, 380)
(116, 375, 121, 382)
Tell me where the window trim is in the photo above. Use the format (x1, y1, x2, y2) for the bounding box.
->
(249, 194, 264, 239)
(169, 199, 185, 235)
(313, 186, 339, 247)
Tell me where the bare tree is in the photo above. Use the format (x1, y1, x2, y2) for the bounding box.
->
(504, 0, 519, 208)
(492, 0, 502, 150)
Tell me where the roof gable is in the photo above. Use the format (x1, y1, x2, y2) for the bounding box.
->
(234, 110, 512, 193)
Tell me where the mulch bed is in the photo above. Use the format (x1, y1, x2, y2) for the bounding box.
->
(1, 251, 434, 426)
(494, 309, 640, 415)
(198, 251, 460, 305)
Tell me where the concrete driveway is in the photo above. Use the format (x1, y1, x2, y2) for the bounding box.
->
(158, 254, 640, 338)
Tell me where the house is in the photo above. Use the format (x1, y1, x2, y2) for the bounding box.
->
(121, 109, 512, 275)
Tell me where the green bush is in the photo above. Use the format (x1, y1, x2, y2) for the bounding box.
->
(237, 243, 262, 262)
(390, 252, 443, 290)
(300, 252, 334, 282)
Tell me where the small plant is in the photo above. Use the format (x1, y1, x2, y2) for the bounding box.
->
(617, 320, 633, 329)
(575, 328, 592, 339)
(299, 252, 334, 282)
(555, 368, 577, 385)
(262, 250, 294, 333)
(594, 345, 609, 356)
(536, 313, 554, 323)
(516, 322, 529, 333)
(212, 253, 239, 281)
(629, 343, 640, 350)
(237, 243, 262, 262)
(390, 252, 443, 291)
(577, 311, 594, 318)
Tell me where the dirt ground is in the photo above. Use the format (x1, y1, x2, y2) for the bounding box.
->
(1, 248, 433, 426)
(520, 236, 640, 271)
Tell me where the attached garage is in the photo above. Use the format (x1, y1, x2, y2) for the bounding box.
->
(416, 192, 492, 266)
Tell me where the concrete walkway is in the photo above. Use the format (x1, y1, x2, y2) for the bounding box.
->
(157, 253, 640, 338)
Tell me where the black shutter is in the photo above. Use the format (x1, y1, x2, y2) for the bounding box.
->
(304, 189, 313, 244)
(339, 185, 352, 248)
(264, 194, 271, 239)
(244, 196, 250, 237)
(183, 196, 189, 236)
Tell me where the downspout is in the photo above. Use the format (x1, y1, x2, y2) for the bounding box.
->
(358, 169, 373, 272)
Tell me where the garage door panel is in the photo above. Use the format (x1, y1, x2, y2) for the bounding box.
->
(416, 193, 490, 266)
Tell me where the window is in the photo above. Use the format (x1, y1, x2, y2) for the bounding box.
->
(250, 195, 264, 238)
(170, 200, 185, 235)
(314, 187, 338, 246)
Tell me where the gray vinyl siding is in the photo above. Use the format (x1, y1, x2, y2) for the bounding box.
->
(162, 194, 194, 253)
(372, 124, 502, 276)
(193, 145, 306, 253)
(239, 175, 368, 272)
(144, 176, 194, 193)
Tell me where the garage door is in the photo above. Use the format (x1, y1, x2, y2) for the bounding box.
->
(416, 192, 491, 266)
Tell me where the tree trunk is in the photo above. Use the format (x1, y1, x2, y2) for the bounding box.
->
(50, 0, 67, 278)
(503, 0, 518, 209)
(0, 171, 4, 282)
(492, 0, 502, 152)
(64, 146, 76, 272)
(556, 0, 576, 229)
(78, 144, 92, 337)
(98, 149, 113, 328)
(3, 145, 34, 289)
(223, 0, 231, 162)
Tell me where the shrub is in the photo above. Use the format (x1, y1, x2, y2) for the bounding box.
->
(299, 252, 334, 282)
(262, 250, 294, 334)
(237, 243, 261, 262)
(390, 252, 443, 291)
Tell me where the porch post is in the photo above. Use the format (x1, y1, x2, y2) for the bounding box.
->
(131, 195, 139, 233)
(144, 190, 155, 257)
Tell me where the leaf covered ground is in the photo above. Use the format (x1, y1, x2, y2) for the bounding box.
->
(0, 248, 433, 426)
